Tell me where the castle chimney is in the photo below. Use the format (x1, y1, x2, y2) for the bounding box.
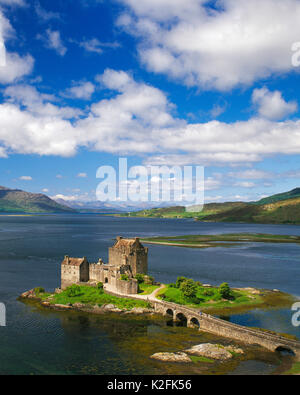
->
(64, 255, 69, 264)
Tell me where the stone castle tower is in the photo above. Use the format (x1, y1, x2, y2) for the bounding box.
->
(109, 237, 148, 276)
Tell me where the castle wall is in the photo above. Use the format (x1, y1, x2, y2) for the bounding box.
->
(61, 265, 81, 290)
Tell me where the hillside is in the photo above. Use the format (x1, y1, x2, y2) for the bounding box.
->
(119, 188, 300, 224)
(203, 197, 300, 224)
(0, 186, 76, 213)
(255, 188, 300, 205)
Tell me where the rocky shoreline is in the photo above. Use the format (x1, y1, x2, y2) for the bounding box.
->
(20, 289, 157, 316)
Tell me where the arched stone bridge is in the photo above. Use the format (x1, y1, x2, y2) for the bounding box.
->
(153, 300, 300, 360)
(104, 286, 300, 360)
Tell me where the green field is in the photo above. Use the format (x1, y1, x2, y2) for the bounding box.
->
(36, 285, 151, 310)
(156, 278, 293, 315)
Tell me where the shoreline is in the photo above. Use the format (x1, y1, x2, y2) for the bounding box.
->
(19, 285, 297, 330)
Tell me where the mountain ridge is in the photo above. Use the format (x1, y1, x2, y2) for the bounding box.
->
(0, 186, 76, 213)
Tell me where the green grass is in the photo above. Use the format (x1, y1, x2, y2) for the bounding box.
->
(284, 362, 300, 375)
(48, 285, 151, 310)
(189, 355, 214, 364)
(157, 283, 263, 311)
(138, 283, 159, 295)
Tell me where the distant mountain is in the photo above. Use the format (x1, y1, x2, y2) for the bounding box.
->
(0, 186, 75, 213)
(54, 198, 175, 213)
(120, 188, 300, 224)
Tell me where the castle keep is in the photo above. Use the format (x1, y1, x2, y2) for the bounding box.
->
(61, 237, 148, 295)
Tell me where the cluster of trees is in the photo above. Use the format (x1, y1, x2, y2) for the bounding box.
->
(169, 277, 233, 303)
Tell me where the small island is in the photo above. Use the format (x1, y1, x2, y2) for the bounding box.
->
(141, 233, 300, 249)
(20, 236, 300, 364)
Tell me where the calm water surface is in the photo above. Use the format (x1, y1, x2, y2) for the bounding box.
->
(0, 214, 299, 374)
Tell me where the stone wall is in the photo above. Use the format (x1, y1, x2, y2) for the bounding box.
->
(61, 259, 89, 290)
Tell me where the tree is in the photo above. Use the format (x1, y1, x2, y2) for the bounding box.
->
(176, 276, 188, 289)
(180, 279, 197, 299)
(219, 282, 232, 300)
(65, 285, 82, 297)
(135, 274, 145, 284)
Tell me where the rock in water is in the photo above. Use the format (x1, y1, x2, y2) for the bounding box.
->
(185, 343, 232, 361)
(150, 352, 192, 363)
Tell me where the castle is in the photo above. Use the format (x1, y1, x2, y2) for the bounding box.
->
(61, 237, 148, 295)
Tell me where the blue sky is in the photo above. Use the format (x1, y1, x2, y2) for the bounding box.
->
(1, 0, 300, 206)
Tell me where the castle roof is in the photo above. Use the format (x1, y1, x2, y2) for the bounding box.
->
(113, 237, 143, 250)
(62, 256, 86, 266)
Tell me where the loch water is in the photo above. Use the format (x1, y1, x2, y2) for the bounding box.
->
(0, 214, 299, 374)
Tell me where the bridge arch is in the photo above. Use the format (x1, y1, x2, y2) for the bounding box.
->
(165, 308, 174, 318)
(189, 317, 200, 328)
(176, 312, 187, 326)
(275, 346, 296, 357)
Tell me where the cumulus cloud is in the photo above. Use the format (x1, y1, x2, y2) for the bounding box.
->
(1, 70, 300, 165)
(118, 0, 300, 90)
(63, 81, 95, 100)
(38, 29, 67, 56)
(0, 13, 34, 84)
(252, 87, 298, 120)
(4, 84, 82, 118)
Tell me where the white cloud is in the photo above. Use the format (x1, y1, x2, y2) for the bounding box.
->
(0, 0, 26, 6)
(56, 174, 63, 179)
(229, 169, 274, 180)
(51, 194, 77, 202)
(252, 87, 298, 120)
(35, 2, 60, 22)
(0, 12, 34, 84)
(79, 38, 120, 54)
(42, 188, 49, 192)
(0, 52, 34, 84)
(2, 70, 300, 165)
(234, 181, 255, 188)
(4, 84, 81, 118)
(77, 172, 87, 178)
(38, 29, 67, 56)
(19, 176, 32, 181)
(63, 81, 95, 100)
(118, 0, 300, 90)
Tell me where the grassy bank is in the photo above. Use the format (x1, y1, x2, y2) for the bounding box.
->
(33, 285, 151, 310)
(141, 233, 300, 249)
(156, 278, 294, 315)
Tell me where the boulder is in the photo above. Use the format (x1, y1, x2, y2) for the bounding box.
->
(150, 352, 192, 363)
(225, 345, 244, 355)
(129, 307, 154, 314)
(185, 343, 232, 361)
